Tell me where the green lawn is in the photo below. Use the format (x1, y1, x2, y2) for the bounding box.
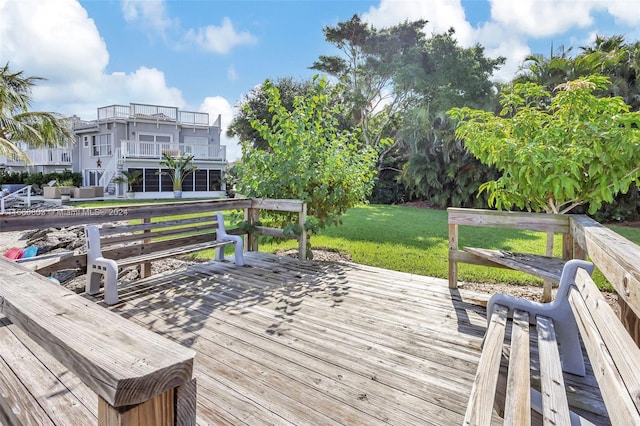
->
(77, 200, 640, 290)
(251, 204, 640, 290)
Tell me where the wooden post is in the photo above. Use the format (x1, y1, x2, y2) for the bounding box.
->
(244, 207, 259, 252)
(141, 216, 152, 278)
(448, 223, 458, 289)
(98, 378, 197, 426)
(562, 232, 573, 260)
(98, 388, 175, 426)
(298, 202, 307, 261)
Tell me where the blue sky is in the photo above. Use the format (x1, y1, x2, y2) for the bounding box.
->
(2, 0, 640, 160)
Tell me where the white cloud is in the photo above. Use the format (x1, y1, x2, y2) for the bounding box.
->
(185, 17, 257, 54)
(0, 0, 185, 118)
(0, 0, 108, 83)
(606, 2, 640, 26)
(488, 0, 594, 38)
(199, 96, 241, 162)
(121, 0, 177, 35)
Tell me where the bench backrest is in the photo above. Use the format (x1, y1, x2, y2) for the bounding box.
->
(91, 212, 227, 261)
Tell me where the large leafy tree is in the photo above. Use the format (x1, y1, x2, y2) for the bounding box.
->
(236, 76, 377, 241)
(449, 75, 640, 300)
(0, 63, 73, 161)
(311, 15, 427, 152)
(514, 36, 640, 221)
(448, 75, 640, 215)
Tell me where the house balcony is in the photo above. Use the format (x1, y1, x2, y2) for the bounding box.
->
(3, 148, 73, 166)
(120, 140, 226, 161)
(94, 103, 210, 128)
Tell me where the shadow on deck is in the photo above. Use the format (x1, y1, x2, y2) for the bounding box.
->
(91, 251, 490, 425)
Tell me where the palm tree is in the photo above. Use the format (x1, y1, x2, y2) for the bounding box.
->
(158, 153, 197, 198)
(0, 63, 73, 162)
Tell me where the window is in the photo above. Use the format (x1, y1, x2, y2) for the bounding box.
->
(194, 170, 208, 191)
(138, 133, 173, 143)
(92, 134, 112, 156)
(144, 169, 159, 192)
(184, 136, 208, 145)
(210, 170, 222, 191)
(159, 169, 173, 191)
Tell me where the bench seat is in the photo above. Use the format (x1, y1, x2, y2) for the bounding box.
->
(0, 315, 96, 424)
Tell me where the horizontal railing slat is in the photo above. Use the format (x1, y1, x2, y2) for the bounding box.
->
(447, 207, 570, 233)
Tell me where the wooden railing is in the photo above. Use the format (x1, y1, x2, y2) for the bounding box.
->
(448, 208, 640, 345)
(244, 198, 308, 261)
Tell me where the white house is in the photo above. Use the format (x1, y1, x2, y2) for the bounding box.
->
(70, 103, 227, 198)
(0, 103, 227, 199)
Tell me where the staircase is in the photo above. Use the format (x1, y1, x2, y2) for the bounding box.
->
(98, 149, 122, 196)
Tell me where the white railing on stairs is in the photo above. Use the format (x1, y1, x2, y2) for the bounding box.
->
(98, 149, 120, 196)
(1, 185, 32, 214)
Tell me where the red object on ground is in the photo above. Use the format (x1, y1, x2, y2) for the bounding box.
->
(4, 247, 24, 260)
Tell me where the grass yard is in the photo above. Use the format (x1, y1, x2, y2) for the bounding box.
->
(76, 200, 640, 290)
(249, 204, 640, 290)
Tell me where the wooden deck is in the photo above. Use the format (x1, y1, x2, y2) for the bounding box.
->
(0, 252, 607, 424)
(103, 252, 490, 425)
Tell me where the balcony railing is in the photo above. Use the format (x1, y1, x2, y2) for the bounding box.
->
(121, 140, 226, 161)
(3, 148, 72, 166)
(93, 103, 209, 128)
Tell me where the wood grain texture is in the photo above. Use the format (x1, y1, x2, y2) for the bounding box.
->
(463, 247, 565, 282)
(504, 310, 531, 425)
(463, 304, 508, 425)
(0, 198, 253, 232)
(102, 251, 496, 425)
(98, 389, 175, 426)
(0, 258, 195, 408)
(571, 269, 640, 424)
(570, 215, 640, 337)
(536, 315, 571, 425)
(447, 207, 570, 233)
(249, 198, 305, 212)
(176, 378, 197, 426)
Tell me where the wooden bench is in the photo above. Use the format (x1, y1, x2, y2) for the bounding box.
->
(85, 211, 245, 305)
(465, 259, 640, 425)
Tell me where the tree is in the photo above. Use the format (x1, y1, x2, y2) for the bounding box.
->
(0, 63, 73, 161)
(449, 74, 640, 300)
(448, 75, 640, 216)
(158, 153, 197, 197)
(398, 30, 504, 208)
(311, 15, 427, 151)
(235, 76, 377, 247)
(512, 37, 640, 221)
(227, 77, 318, 151)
